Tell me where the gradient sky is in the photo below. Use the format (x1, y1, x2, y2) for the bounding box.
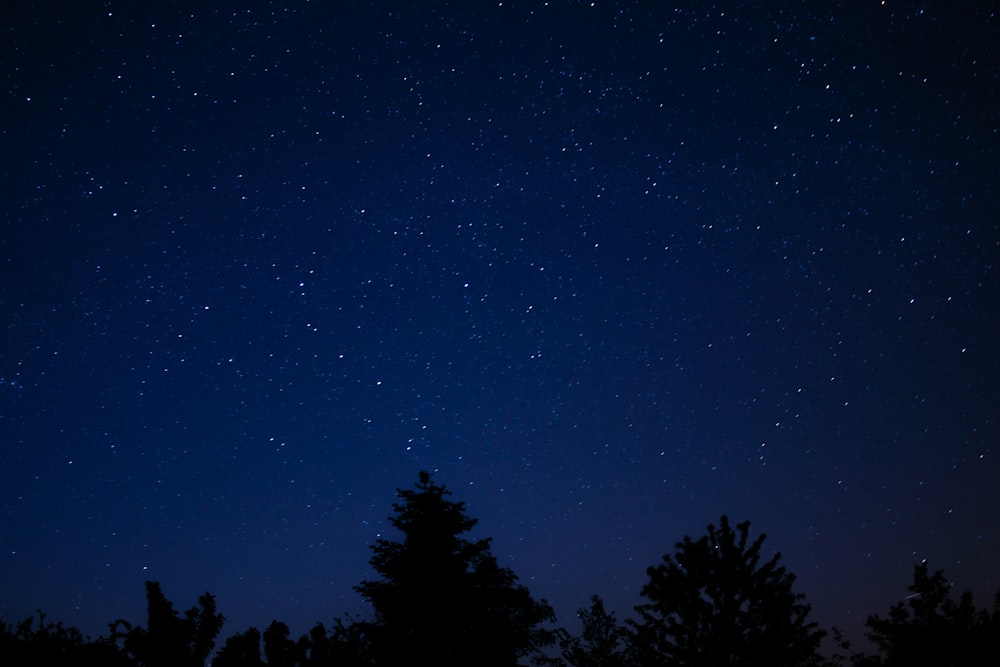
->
(2, 0, 997, 653)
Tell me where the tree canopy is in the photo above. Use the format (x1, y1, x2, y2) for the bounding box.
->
(112, 581, 225, 667)
(558, 594, 629, 667)
(355, 470, 556, 667)
(630, 515, 825, 667)
(5, 476, 999, 667)
(857, 562, 1000, 667)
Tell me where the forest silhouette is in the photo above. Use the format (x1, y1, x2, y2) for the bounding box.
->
(2, 471, 997, 666)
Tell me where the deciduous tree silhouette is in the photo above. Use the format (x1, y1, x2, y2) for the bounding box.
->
(355, 470, 555, 667)
(0, 611, 130, 666)
(213, 626, 265, 667)
(261, 621, 297, 667)
(208, 617, 370, 667)
(630, 515, 824, 667)
(274, 619, 368, 667)
(858, 562, 1000, 667)
(557, 594, 628, 667)
(114, 580, 224, 667)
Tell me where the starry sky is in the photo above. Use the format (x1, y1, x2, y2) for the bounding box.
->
(1, 0, 998, 651)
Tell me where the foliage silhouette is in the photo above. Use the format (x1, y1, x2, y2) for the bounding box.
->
(855, 562, 1000, 667)
(10, 478, 999, 667)
(313, 617, 373, 667)
(557, 594, 628, 667)
(629, 515, 825, 667)
(354, 470, 556, 667)
(213, 626, 265, 667)
(207, 617, 371, 667)
(261, 621, 297, 667)
(0, 611, 130, 666)
(112, 580, 225, 667)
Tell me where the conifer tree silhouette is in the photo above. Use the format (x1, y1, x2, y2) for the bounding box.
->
(630, 516, 824, 667)
(355, 470, 555, 667)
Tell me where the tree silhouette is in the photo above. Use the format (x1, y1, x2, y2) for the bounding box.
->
(354, 470, 555, 667)
(630, 515, 824, 667)
(557, 594, 629, 667)
(213, 627, 265, 667)
(260, 621, 297, 667)
(0, 611, 130, 666)
(858, 562, 1000, 667)
(207, 617, 371, 667)
(114, 580, 225, 667)
(277, 618, 371, 667)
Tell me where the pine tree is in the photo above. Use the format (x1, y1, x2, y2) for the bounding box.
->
(355, 471, 555, 667)
(630, 516, 824, 667)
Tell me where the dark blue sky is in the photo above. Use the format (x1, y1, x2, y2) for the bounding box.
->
(2, 0, 997, 651)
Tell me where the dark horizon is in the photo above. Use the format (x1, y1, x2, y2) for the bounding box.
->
(0, 471, 1000, 665)
(2, 0, 997, 654)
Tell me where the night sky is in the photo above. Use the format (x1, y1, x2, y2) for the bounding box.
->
(2, 0, 998, 651)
